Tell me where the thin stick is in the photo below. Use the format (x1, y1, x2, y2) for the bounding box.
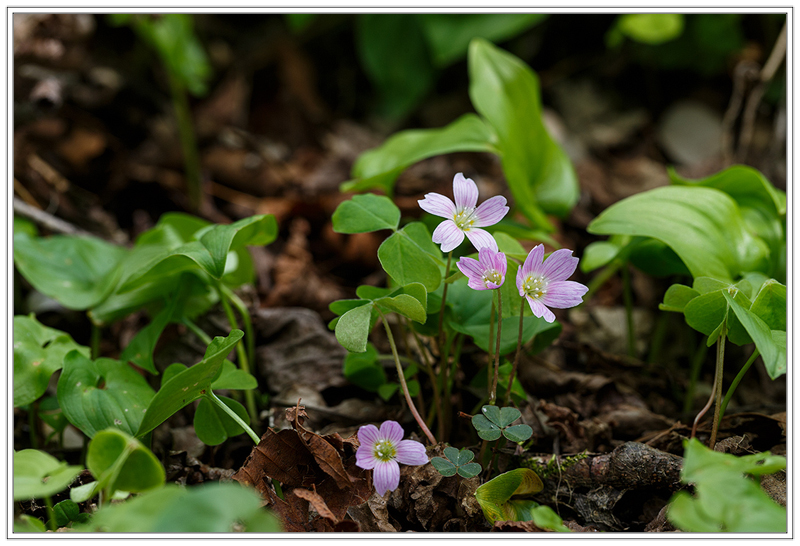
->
(13, 197, 90, 236)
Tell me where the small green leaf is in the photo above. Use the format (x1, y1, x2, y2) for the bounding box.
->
(472, 414, 502, 441)
(723, 292, 785, 379)
(660, 284, 700, 313)
(119, 299, 175, 374)
(458, 462, 483, 479)
(443, 446, 460, 464)
(343, 343, 386, 392)
(581, 241, 622, 273)
(136, 330, 243, 437)
(615, 14, 684, 44)
(52, 499, 90, 527)
(503, 424, 533, 443)
(197, 214, 278, 279)
(211, 360, 258, 390)
(431, 457, 458, 477)
(14, 449, 82, 501)
(497, 407, 521, 428)
(456, 448, 475, 466)
(474, 468, 544, 525)
(481, 405, 502, 425)
(378, 223, 443, 292)
(335, 303, 374, 353)
(194, 395, 249, 446)
(87, 429, 165, 497)
(14, 514, 47, 533)
(332, 194, 401, 233)
(749, 279, 786, 331)
(375, 293, 427, 323)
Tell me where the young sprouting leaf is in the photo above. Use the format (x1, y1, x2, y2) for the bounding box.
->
(469, 39, 578, 226)
(13, 232, 126, 310)
(74, 482, 282, 532)
(332, 193, 401, 233)
(86, 428, 165, 499)
(474, 468, 546, 525)
(431, 457, 458, 477)
(57, 352, 156, 438)
(588, 186, 770, 281)
(196, 214, 278, 279)
(13, 449, 82, 501)
(378, 222, 444, 292)
(342, 114, 497, 195)
(723, 292, 786, 379)
(335, 303, 374, 353)
(136, 330, 243, 437)
(13, 315, 89, 407)
(194, 395, 249, 446)
(211, 360, 258, 390)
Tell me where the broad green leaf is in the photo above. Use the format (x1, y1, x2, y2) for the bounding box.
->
(628, 238, 691, 277)
(474, 468, 544, 524)
(14, 514, 47, 533)
(86, 429, 164, 498)
(472, 414, 502, 441)
(469, 39, 579, 224)
(419, 14, 547, 67)
(683, 286, 752, 346)
(693, 276, 731, 295)
(668, 491, 721, 532)
(75, 482, 282, 532)
(194, 395, 249, 446)
(136, 330, 243, 436)
(343, 343, 386, 392)
(723, 292, 785, 379)
(211, 360, 258, 391)
(749, 279, 786, 331)
(335, 303, 374, 353)
(119, 298, 177, 374)
(659, 284, 700, 313)
(497, 406, 521, 427)
(343, 114, 497, 195)
(581, 241, 622, 273)
(503, 424, 533, 443)
(375, 294, 427, 323)
(161, 363, 188, 387)
(57, 353, 155, 438)
(431, 457, 458, 477)
(332, 193, 401, 233)
(378, 223, 443, 292)
(118, 241, 215, 293)
(588, 186, 770, 281)
(196, 214, 278, 279)
(13, 232, 126, 310)
(614, 14, 684, 45)
(13, 449, 82, 501)
(13, 315, 89, 407)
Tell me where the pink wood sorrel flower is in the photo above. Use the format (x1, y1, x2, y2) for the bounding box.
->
(418, 173, 509, 253)
(516, 244, 589, 323)
(355, 421, 428, 496)
(457, 247, 507, 290)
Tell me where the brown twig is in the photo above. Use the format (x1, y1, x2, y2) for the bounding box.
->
(13, 197, 91, 236)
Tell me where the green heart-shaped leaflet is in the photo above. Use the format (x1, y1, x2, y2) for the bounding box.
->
(378, 222, 444, 293)
(136, 330, 243, 437)
(332, 193, 401, 233)
(474, 468, 544, 524)
(13, 449, 82, 501)
(193, 395, 250, 446)
(86, 428, 164, 499)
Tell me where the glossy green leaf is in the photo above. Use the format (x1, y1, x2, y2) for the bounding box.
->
(13, 232, 126, 310)
(119, 298, 176, 374)
(431, 457, 458, 477)
(458, 462, 483, 478)
(503, 424, 533, 443)
(211, 360, 258, 390)
(343, 114, 497, 195)
(196, 214, 278, 279)
(469, 39, 579, 224)
(474, 468, 545, 525)
(497, 406, 521, 427)
(57, 353, 155, 438)
(343, 343, 386, 392)
(378, 222, 443, 292)
(136, 330, 243, 436)
(375, 294, 427, 323)
(194, 395, 249, 446)
(13, 449, 82, 501)
(581, 241, 622, 273)
(335, 303, 374, 353)
(87, 429, 165, 497)
(588, 186, 770, 281)
(332, 193, 401, 234)
(614, 14, 684, 45)
(419, 14, 547, 67)
(472, 414, 502, 441)
(75, 482, 282, 532)
(749, 279, 786, 331)
(659, 284, 700, 313)
(13, 315, 89, 407)
(723, 292, 785, 379)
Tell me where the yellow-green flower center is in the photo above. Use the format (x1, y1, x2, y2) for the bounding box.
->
(522, 275, 547, 300)
(482, 270, 503, 287)
(453, 207, 476, 231)
(373, 440, 397, 462)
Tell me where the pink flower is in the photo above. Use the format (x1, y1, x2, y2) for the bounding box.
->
(418, 173, 509, 253)
(457, 247, 507, 290)
(516, 244, 589, 323)
(355, 421, 428, 496)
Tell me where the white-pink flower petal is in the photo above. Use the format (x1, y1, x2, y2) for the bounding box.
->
(540, 249, 580, 282)
(540, 281, 589, 308)
(453, 173, 478, 210)
(432, 220, 466, 253)
(464, 228, 497, 252)
(355, 446, 377, 469)
(457, 256, 484, 280)
(526, 296, 556, 323)
(418, 192, 456, 219)
(395, 440, 428, 466)
(357, 424, 380, 447)
(373, 460, 400, 497)
(472, 195, 509, 227)
(521, 244, 545, 278)
(380, 420, 404, 444)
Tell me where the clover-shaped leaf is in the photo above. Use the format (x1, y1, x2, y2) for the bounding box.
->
(85, 428, 165, 500)
(472, 405, 533, 443)
(431, 447, 482, 478)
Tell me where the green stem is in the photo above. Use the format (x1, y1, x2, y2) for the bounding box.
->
(684, 335, 710, 415)
(44, 495, 56, 531)
(438, 251, 453, 350)
(214, 281, 259, 433)
(167, 71, 202, 213)
(182, 317, 212, 345)
(377, 309, 437, 445)
(504, 297, 527, 405)
(709, 328, 727, 449)
(90, 324, 101, 360)
(405, 318, 441, 430)
(489, 290, 503, 405)
(223, 287, 256, 375)
(205, 391, 261, 445)
(487, 301, 495, 389)
(719, 348, 760, 422)
(622, 264, 636, 358)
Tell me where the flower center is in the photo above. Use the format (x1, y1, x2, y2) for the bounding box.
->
(372, 440, 397, 462)
(453, 207, 476, 231)
(522, 275, 548, 300)
(482, 269, 503, 288)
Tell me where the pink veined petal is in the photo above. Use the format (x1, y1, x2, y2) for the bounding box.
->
(373, 460, 400, 496)
(526, 296, 556, 323)
(468, 277, 491, 291)
(432, 220, 465, 252)
(540, 249, 580, 282)
(540, 281, 589, 309)
(379, 420, 404, 444)
(521, 245, 545, 278)
(457, 256, 485, 282)
(472, 195, 509, 227)
(516, 266, 526, 296)
(395, 440, 429, 466)
(464, 228, 498, 252)
(485, 279, 503, 290)
(418, 193, 456, 219)
(492, 251, 507, 277)
(355, 446, 377, 470)
(453, 173, 479, 210)
(357, 424, 380, 448)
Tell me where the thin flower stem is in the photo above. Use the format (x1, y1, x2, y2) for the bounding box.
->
(504, 298, 527, 405)
(684, 335, 710, 415)
(444, 334, 464, 438)
(719, 348, 760, 421)
(487, 302, 495, 389)
(489, 291, 503, 405)
(377, 309, 437, 445)
(205, 391, 261, 445)
(223, 286, 256, 372)
(622, 265, 636, 358)
(44, 495, 56, 531)
(167, 72, 202, 213)
(709, 328, 727, 449)
(438, 251, 453, 350)
(407, 322, 442, 431)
